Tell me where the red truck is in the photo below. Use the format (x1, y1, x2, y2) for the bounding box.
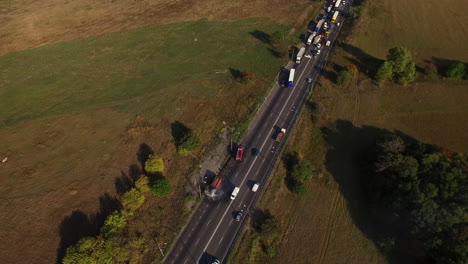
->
(276, 128, 286, 142)
(210, 175, 223, 189)
(236, 145, 244, 161)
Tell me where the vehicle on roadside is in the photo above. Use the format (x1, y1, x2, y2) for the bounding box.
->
(230, 186, 240, 200)
(287, 69, 295, 89)
(317, 43, 322, 49)
(306, 34, 314, 45)
(252, 183, 259, 192)
(235, 145, 244, 161)
(313, 35, 321, 46)
(326, 40, 331, 47)
(332, 11, 339, 23)
(276, 128, 286, 142)
(235, 212, 243, 221)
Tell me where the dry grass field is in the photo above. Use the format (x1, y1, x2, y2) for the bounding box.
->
(231, 0, 467, 263)
(0, 1, 323, 263)
(0, 0, 315, 56)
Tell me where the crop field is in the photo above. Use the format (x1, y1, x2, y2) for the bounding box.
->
(0, 12, 320, 263)
(231, 0, 468, 263)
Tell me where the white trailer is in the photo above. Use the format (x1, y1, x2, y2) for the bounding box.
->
(288, 69, 295, 89)
(335, 0, 342, 8)
(306, 34, 314, 45)
(313, 35, 321, 45)
(296, 47, 306, 64)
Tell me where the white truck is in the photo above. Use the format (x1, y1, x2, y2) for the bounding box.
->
(296, 47, 306, 64)
(287, 69, 295, 89)
(331, 11, 339, 23)
(313, 35, 321, 46)
(335, 0, 342, 8)
(306, 34, 314, 45)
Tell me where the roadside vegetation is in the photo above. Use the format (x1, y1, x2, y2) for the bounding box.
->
(365, 134, 467, 264)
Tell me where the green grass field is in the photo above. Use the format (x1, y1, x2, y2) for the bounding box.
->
(0, 18, 287, 127)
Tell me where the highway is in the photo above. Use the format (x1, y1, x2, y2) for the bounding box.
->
(164, 1, 352, 263)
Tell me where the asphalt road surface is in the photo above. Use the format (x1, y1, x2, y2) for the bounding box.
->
(164, 1, 352, 263)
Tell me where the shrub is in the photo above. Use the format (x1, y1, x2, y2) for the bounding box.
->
(101, 211, 127, 238)
(270, 30, 285, 44)
(135, 175, 150, 193)
(177, 133, 201, 154)
(290, 160, 314, 182)
(336, 70, 353, 86)
(375, 61, 393, 85)
(144, 154, 164, 173)
(446, 62, 466, 79)
(291, 181, 308, 196)
(238, 71, 256, 85)
(150, 177, 172, 197)
(121, 188, 145, 211)
(351, 5, 364, 18)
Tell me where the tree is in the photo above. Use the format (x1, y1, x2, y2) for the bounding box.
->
(387, 47, 412, 73)
(290, 160, 314, 182)
(351, 5, 364, 18)
(150, 177, 172, 197)
(270, 30, 285, 44)
(144, 154, 164, 173)
(135, 175, 150, 193)
(396, 61, 416, 85)
(121, 188, 145, 211)
(446, 62, 466, 79)
(177, 132, 201, 154)
(101, 211, 127, 238)
(375, 61, 393, 85)
(336, 69, 352, 86)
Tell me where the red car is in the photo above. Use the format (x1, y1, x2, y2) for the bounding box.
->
(236, 145, 244, 161)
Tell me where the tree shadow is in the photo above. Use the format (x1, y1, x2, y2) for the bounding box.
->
(321, 119, 416, 264)
(321, 69, 337, 83)
(229, 67, 242, 79)
(115, 164, 141, 195)
(56, 193, 120, 263)
(340, 42, 384, 77)
(249, 30, 271, 45)
(137, 143, 153, 168)
(170, 121, 191, 146)
(267, 47, 282, 58)
(430, 57, 467, 77)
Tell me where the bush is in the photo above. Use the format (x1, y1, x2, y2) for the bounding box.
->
(121, 188, 145, 211)
(101, 211, 127, 238)
(177, 133, 201, 154)
(446, 62, 466, 79)
(135, 175, 150, 193)
(351, 5, 364, 18)
(150, 177, 172, 197)
(336, 70, 353, 86)
(291, 181, 308, 196)
(375, 61, 393, 85)
(290, 160, 314, 182)
(144, 154, 164, 173)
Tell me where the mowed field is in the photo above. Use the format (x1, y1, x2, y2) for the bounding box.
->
(231, 0, 467, 263)
(0, 1, 321, 262)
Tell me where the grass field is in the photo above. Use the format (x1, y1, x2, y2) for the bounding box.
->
(230, 0, 468, 263)
(0, 16, 307, 263)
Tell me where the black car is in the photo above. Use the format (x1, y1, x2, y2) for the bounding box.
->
(235, 212, 243, 222)
(252, 148, 259, 157)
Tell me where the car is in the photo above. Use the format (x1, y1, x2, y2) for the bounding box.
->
(211, 259, 220, 264)
(235, 145, 244, 161)
(306, 77, 312, 83)
(304, 54, 312, 59)
(252, 148, 259, 157)
(337, 22, 340, 27)
(326, 40, 331, 46)
(316, 43, 322, 49)
(230, 187, 240, 200)
(235, 212, 243, 221)
(252, 183, 260, 192)
(316, 49, 321, 55)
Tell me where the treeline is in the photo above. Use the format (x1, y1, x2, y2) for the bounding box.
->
(365, 133, 467, 264)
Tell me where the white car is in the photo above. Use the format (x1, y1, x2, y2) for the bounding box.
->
(312, 31, 317, 37)
(304, 54, 312, 59)
(326, 41, 331, 47)
(317, 43, 322, 49)
(316, 49, 321, 55)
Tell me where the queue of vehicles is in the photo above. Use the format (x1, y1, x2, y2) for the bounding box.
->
(205, 1, 346, 262)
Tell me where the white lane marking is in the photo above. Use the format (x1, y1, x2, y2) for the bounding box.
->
(216, 203, 221, 209)
(206, 218, 212, 226)
(195, 238, 201, 245)
(220, 235, 225, 243)
(183, 258, 188, 264)
(202, 54, 314, 255)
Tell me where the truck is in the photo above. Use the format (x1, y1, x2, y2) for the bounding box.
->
(276, 128, 286, 142)
(296, 47, 306, 64)
(313, 35, 321, 46)
(210, 175, 223, 189)
(287, 69, 295, 89)
(335, 0, 342, 8)
(235, 145, 244, 161)
(306, 34, 314, 45)
(331, 11, 339, 23)
(314, 19, 324, 32)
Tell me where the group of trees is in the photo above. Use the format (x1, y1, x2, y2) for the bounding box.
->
(366, 133, 467, 264)
(63, 175, 152, 264)
(375, 47, 416, 85)
(249, 212, 282, 261)
(285, 152, 315, 196)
